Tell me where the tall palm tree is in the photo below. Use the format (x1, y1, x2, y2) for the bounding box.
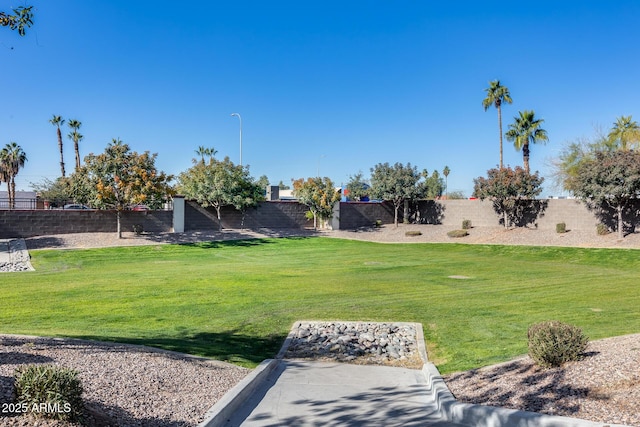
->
(1, 142, 27, 209)
(442, 166, 450, 198)
(608, 115, 640, 150)
(67, 119, 83, 170)
(483, 80, 513, 168)
(49, 115, 66, 177)
(0, 151, 9, 208)
(505, 110, 548, 174)
(195, 146, 217, 163)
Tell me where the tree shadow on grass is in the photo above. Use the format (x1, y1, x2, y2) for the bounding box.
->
(71, 331, 286, 367)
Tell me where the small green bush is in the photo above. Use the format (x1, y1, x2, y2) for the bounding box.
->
(447, 229, 469, 238)
(374, 219, 382, 228)
(527, 321, 588, 368)
(133, 224, 144, 235)
(556, 222, 566, 234)
(462, 219, 472, 230)
(405, 230, 422, 237)
(596, 223, 609, 235)
(13, 365, 83, 420)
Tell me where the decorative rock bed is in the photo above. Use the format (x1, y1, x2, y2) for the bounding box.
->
(0, 239, 33, 272)
(283, 321, 424, 368)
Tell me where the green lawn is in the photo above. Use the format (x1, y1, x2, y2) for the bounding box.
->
(1, 237, 639, 374)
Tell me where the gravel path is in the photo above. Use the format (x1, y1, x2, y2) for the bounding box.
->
(1, 225, 638, 426)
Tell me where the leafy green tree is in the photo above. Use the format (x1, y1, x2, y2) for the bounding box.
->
(50, 115, 66, 177)
(572, 150, 640, 239)
(0, 6, 33, 36)
(483, 80, 513, 168)
(370, 162, 422, 226)
(0, 142, 27, 209)
(255, 175, 270, 191)
(473, 166, 544, 228)
(278, 180, 291, 190)
(178, 155, 261, 230)
(345, 171, 369, 201)
(30, 177, 73, 208)
(505, 110, 548, 174)
(447, 190, 466, 200)
(292, 177, 341, 229)
(607, 115, 640, 151)
(77, 139, 173, 238)
(420, 169, 445, 200)
(67, 119, 83, 171)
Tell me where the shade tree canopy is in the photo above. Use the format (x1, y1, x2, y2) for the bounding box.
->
(473, 166, 544, 228)
(177, 155, 263, 230)
(76, 139, 174, 238)
(369, 162, 422, 226)
(292, 176, 341, 229)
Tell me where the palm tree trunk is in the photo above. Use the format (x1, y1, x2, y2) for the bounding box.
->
(10, 179, 15, 209)
(498, 106, 503, 169)
(57, 128, 65, 177)
(6, 181, 12, 209)
(523, 143, 530, 174)
(74, 141, 80, 170)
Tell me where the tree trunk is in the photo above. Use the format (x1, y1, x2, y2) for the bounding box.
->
(74, 141, 80, 170)
(58, 128, 65, 177)
(5, 182, 10, 209)
(618, 206, 624, 239)
(117, 210, 122, 239)
(9, 179, 15, 209)
(403, 199, 409, 224)
(215, 206, 223, 231)
(523, 143, 530, 174)
(498, 105, 503, 169)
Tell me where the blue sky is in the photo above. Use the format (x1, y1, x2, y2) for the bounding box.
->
(3, 1, 640, 197)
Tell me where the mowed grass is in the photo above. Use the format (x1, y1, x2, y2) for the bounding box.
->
(1, 237, 639, 373)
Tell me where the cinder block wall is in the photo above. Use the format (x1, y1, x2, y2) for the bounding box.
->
(1, 199, 638, 238)
(0, 210, 173, 238)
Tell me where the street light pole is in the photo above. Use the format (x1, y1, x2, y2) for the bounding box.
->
(230, 113, 242, 166)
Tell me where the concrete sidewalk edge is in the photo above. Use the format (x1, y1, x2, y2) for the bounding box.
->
(422, 363, 627, 427)
(198, 359, 279, 427)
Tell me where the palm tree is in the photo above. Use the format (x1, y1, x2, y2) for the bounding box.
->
(442, 166, 450, 198)
(0, 142, 27, 209)
(49, 115, 66, 177)
(195, 146, 217, 163)
(483, 80, 513, 168)
(0, 152, 9, 208)
(608, 115, 640, 150)
(67, 119, 83, 170)
(505, 110, 548, 174)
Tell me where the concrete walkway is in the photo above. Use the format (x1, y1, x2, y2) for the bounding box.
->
(200, 322, 625, 427)
(220, 359, 460, 426)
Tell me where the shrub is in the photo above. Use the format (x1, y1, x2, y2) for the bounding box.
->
(374, 219, 382, 228)
(13, 365, 83, 420)
(527, 321, 588, 368)
(405, 230, 422, 237)
(447, 229, 469, 238)
(556, 222, 566, 234)
(132, 224, 144, 235)
(596, 223, 609, 235)
(462, 219, 472, 230)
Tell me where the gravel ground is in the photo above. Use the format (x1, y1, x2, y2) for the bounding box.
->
(2, 225, 638, 426)
(0, 336, 249, 427)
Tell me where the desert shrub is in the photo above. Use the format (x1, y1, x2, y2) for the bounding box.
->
(13, 365, 83, 420)
(132, 224, 144, 235)
(556, 222, 566, 233)
(596, 223, 609, 235)
(405, 230, 422, 237)
(462, 219, 472, 230)
(447, 229, 469, 238)
(527, 321, 588, 368)
(374, 219, 382, 228)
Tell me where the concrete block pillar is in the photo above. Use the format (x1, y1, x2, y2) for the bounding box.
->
(329, 202, 340, 230)
(173, 195, 185, 233)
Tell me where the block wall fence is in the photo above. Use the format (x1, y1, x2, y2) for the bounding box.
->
(0, 199, 630, 239)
